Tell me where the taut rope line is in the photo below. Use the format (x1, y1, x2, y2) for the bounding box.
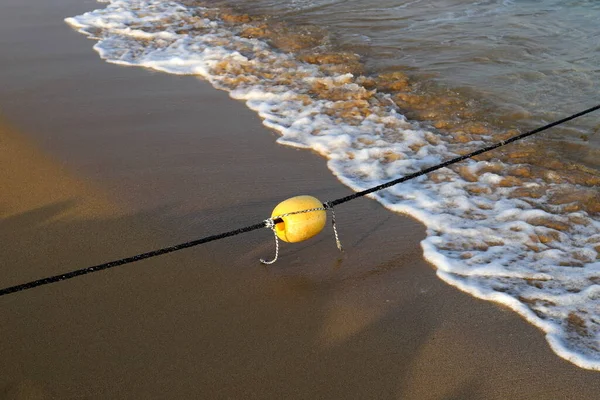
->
(1, 104, 599, 297)
(328, 104, 600, 207)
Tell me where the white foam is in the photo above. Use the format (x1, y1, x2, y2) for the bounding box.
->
(66, 0, 600, 370)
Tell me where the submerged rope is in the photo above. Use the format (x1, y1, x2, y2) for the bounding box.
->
(1, 104, 599, 297)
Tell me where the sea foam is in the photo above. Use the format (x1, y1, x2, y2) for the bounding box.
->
(66, 0, 600, 370)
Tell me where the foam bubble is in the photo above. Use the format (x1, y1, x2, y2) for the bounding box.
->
(66, 0, 600, 370)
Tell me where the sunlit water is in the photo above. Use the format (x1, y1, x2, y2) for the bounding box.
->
(66, 0, 600, 370)
(231, 0, 600, 144)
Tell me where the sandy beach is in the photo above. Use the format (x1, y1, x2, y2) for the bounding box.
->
(1, 0, 600, 398)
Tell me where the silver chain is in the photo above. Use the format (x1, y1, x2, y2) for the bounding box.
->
(260, 204, 342, 264)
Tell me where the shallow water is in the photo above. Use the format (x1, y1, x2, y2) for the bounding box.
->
(66, 0, 600, 370)
(225, 0, 600, 151)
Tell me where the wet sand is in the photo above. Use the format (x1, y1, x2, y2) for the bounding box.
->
(1, 0, 600, 399)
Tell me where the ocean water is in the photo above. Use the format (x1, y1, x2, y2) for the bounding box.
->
(66, 0, 600, 370)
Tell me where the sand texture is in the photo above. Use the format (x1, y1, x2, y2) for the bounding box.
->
(1, 0, 599, 399)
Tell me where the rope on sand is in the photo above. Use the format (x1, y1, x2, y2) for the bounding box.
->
(1, 104, 599, 298)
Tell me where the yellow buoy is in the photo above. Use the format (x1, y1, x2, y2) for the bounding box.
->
(271, 195, 327, 243)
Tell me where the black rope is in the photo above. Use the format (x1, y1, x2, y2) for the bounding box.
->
(0, 222, 267, 297)
(1, 104, 599, 298)
(330, 103, 600, 207)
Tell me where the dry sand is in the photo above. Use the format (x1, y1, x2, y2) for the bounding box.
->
(1, 0, 599, 399)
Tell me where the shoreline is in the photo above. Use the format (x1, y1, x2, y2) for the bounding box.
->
(1, 0, 600, 398)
